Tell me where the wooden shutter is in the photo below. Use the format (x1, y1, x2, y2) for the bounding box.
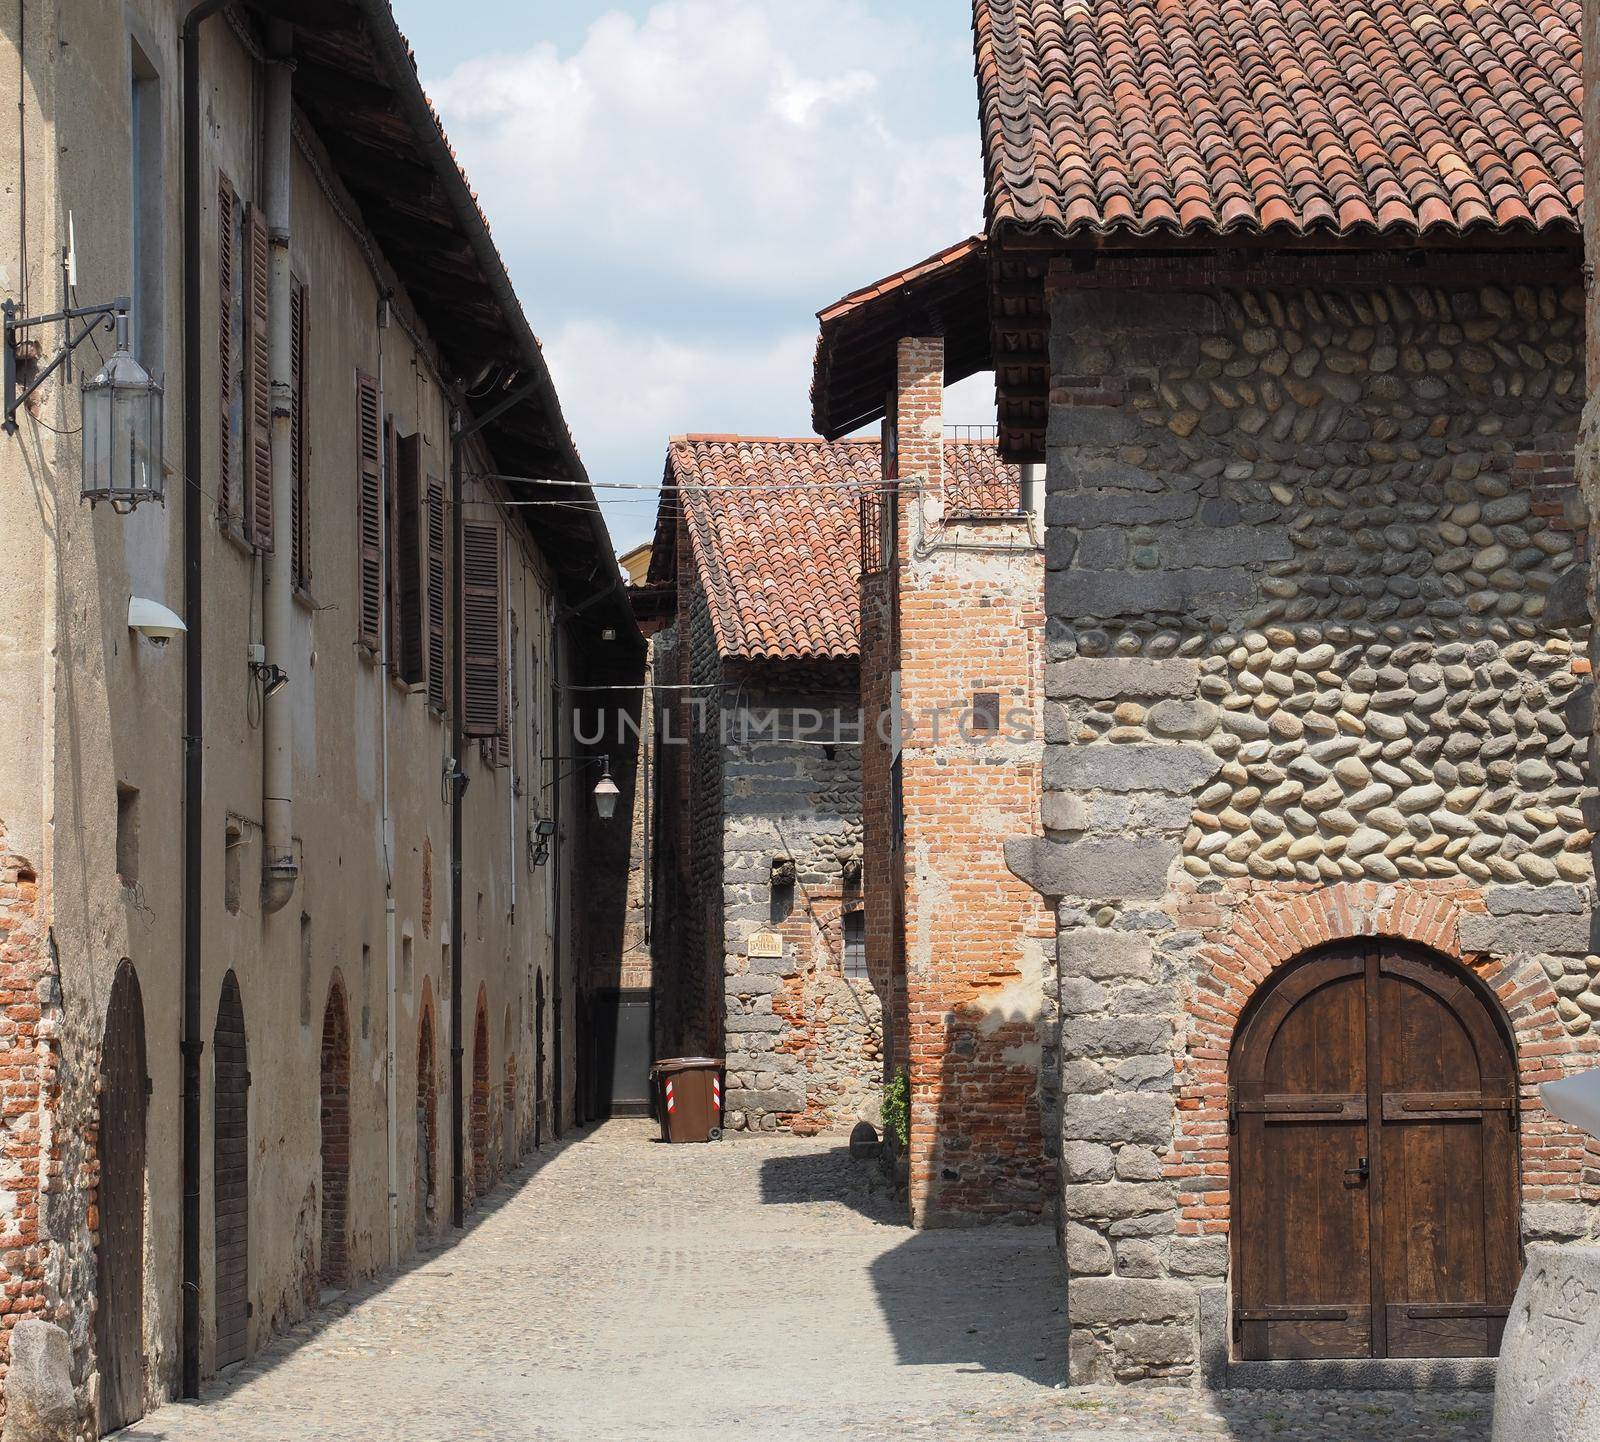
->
(290, 279, 310, 587)
(425, 478, 447, 711)
(356, 373, 382, 651)
(243, 203, 273, 552)
(462, 521, 504, 739)
(396, 434, 424, 685)
(384, 416, 398, 664)
(217, 175, 236, 522)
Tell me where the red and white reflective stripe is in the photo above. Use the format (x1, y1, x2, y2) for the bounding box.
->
(665, 1079, 675, 1113)
(712, 1076, 721, 1110)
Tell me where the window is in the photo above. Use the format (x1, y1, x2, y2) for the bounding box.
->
(116, 785, 140, 884)
(394, 433, 424, 684)
(243, 204, 272, 548)
(843, 910, 867, 980)
(355, 372, 382, 650)
(291, 278, 311, 587)
(129, 41, 164, 372)
(217, 184, 269, 546)
(402, 932, 414, 992)
(462, 522, 505, 740)
(217, 175, 243, 521)
(425, 478, 447, 710)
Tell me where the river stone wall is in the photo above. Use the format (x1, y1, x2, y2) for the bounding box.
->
(1008, 278, 1599, 1385)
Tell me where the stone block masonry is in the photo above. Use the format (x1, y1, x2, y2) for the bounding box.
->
(1014, 276, 1600, 1385)
(720, 690, 876, 1135)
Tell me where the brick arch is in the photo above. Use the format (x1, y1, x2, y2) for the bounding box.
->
(416, 979, 438, 1237)
(1173, 881, 1595, 1245)
(503, 1003, 517, 1170)
(319, 972, 351, 1289)
(470, 987, 491, 1199)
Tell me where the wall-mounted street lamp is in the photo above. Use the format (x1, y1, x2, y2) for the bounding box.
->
(4, 297, 165, 512)
(530, 753, 619, 866)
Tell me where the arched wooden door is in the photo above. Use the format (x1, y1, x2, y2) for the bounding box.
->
(1232, 941, 1520, 1361)
(97, 961, 148, 1435)
(213, 972, 249, 1369)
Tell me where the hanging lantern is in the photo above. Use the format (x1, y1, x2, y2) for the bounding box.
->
(81, 322, 163, 512)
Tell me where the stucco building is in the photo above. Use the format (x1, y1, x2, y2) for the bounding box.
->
(0, 2, 638, 1432)
(972, 0, 1597, 1390)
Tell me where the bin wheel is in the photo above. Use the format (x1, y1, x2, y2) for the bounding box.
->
(707, 1127, 722, 1142)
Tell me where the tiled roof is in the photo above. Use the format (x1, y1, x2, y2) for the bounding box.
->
(974, 0, 1584, 241)
(661, 439, 1022, 661)
(667, 439, 874, 662)
(811, 239, 993, 440)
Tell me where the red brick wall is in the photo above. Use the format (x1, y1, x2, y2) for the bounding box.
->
(888, 338, 1054, 1225)
(0, 831, 57, 1404)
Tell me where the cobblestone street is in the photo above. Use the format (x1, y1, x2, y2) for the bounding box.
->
(121, 1121, 1492, 1441)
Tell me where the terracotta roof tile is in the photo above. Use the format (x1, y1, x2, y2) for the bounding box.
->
(663, 439, 1020, 661)
(973, 0, 1583, 241)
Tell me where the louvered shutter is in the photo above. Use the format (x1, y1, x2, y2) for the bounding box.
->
(425, 479, 447, 711)
(243, 203, 273, 552)
(217, 176, 235, 522)
(396, 434, 424, 685)
(356, 373, 382, 651)
(461, 522, 504, 739)
(291, 279, 310, 587)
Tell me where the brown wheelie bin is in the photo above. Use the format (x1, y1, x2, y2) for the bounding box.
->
(650, 1057, 725, 1142)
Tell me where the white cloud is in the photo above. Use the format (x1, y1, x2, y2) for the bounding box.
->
(423, 1, 992, 555)
(543, 317, 997, 550)
(428, 1, 983, 312)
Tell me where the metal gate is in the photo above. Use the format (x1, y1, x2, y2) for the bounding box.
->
(213, 972, 249, 1368)
(97, 961, 148, 1435)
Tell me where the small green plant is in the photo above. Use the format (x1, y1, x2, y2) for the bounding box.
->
(881, 1067, 909, 1149)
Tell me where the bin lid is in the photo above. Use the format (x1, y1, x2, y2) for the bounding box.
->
(649, 1057, 725, 1076)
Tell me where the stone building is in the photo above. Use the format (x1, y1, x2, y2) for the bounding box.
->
(648, 438, 877, 1134)
(0, 2, 638, 1431)
(811, 250, 1056, 1224)
(972, 0, 1597, 1388)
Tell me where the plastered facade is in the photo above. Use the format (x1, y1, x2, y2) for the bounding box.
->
(0, 4, 619, 1427)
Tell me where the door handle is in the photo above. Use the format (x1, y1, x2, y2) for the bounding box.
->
(1344, 1157, 1369, 1186)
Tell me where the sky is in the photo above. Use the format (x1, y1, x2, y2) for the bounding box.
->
(388, 0, 996, 552)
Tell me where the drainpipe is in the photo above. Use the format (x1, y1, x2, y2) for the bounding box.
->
(260, 21, 298, 914)
(551, 618, 564, 1140)
(180, 0, 230, 1400)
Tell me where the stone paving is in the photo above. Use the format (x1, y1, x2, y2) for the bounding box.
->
(121, 1121, 1492, 1441)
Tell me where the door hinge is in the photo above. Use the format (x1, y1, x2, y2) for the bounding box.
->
(245, 1069, 253, 1089)
(1227, 1084, 1238, 1133)
(144, 1076, 154, 1098)
(246, 1301, 254, 1318)
(1231, 1311, 1242, 1344)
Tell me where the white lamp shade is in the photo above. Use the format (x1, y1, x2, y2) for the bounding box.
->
(593, 773, 621, 821)
(1541, 1069, 1600, 1143)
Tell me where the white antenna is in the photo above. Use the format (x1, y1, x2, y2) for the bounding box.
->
(65, 211, 78, 290)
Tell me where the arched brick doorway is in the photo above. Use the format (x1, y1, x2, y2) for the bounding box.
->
(534, 970, 546, 1149)
(1231, 939, 1520, 1361)
(416, 985, 438, 1238)
(319, 977, 351, 1289)
(97, 960, 148, 1435)
(471, 991, 490, 1198)
(503, 1004, 517, 1170)
(213, 971, 250, 1368)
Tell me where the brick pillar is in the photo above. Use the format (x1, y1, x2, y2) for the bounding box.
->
(890, 337, 1054, 1227)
